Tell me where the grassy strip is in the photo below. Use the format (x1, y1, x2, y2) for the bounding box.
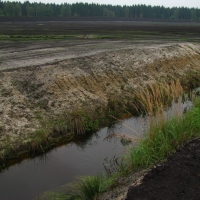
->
(126, 101, 200, 170)
(0, 31, 195, 41)
(0, 33, 120, 41)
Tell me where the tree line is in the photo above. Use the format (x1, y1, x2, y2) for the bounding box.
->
(0, 1, 200, 20)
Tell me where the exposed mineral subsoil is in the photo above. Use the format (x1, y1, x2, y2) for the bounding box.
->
(125, 138, 200, 200)
(0, 40, 200, 163)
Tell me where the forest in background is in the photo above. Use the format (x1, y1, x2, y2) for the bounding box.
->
(0, 1, 200, 20)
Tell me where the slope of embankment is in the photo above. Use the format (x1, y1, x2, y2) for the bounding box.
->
(0, 41, 200, 165)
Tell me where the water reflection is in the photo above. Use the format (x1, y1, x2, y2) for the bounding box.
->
(0, 126, 126, 200)
(0, 97, 194, 200)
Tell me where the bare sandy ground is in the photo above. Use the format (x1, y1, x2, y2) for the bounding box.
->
(0, 39, 177, 71)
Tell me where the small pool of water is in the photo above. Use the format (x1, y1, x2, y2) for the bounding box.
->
(0, 99, 192, 200)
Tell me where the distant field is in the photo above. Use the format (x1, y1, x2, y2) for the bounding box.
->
(0, 19, 200, 41)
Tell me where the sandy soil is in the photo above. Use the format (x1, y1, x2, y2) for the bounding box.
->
(0, 39, 177, 71)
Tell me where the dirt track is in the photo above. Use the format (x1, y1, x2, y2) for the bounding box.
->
(1, 20, 200, 72)
(0, 40, 176, 71)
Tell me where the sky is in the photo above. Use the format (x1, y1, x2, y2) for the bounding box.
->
(4, 0, 200, 8)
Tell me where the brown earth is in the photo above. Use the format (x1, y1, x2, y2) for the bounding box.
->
(125, 138, 200, 200)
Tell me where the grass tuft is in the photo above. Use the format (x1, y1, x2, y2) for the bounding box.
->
(126, 104, 200, 170)
(41, 175, 116, 200)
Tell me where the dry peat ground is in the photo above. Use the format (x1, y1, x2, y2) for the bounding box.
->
(0, 19, 200, 36)
(1, 20, 200, 199)
(124, 138, 200, 200)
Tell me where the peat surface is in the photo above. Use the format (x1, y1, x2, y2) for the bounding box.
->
(0, 20, 200, 37)
(126, 138, 200, 200)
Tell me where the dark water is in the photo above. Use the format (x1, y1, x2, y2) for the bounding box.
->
(0, 125, 132, 200)
(0, 99, 192, 200)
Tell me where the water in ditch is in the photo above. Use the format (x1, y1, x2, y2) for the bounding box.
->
(0, 99, 193, 200)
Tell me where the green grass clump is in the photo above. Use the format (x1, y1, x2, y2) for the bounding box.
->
(126, 104, 200, 170)
(41, 175, 116, 200)
(66, 175, 114, 200)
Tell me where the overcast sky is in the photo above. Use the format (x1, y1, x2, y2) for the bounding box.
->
(5, 0, 200, 8)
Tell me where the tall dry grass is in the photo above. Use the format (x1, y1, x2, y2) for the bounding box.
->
(133, 80, 184, 138)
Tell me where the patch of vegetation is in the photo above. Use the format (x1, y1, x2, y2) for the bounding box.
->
(181, 70, 200, 90)
(41, 175, 116, 200)
(0, 34, 76, 41)
(0, 30, 195, 41)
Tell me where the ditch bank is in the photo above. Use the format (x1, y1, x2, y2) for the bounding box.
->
(0, 42, 200, 166)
